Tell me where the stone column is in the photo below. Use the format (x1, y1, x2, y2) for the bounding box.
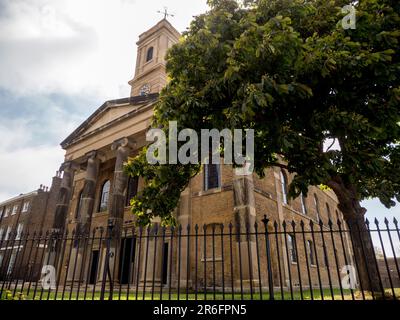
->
(76, 151, 104, 236)
(233, 170, 259, 290)
(109, 138, 136, 236)
(105, 138, 136, 281)
(52, 162, 79, 233)
(69, 150, 104, 282)
(49, 161, 79, 278)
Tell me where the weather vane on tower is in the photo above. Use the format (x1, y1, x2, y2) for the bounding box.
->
(157, 7, 175, 20)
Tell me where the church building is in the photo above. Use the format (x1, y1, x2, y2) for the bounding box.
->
(47, 19, 351, 293)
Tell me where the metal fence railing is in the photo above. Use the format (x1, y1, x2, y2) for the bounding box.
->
(0, 216, 399, 300)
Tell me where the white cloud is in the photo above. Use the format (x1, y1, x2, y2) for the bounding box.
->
(0, 145, 65, 202)
(0, 0, 208, 100)
(0, 0, 209, 203)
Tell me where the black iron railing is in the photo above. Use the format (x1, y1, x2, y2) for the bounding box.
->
(0, 216, 399, 300)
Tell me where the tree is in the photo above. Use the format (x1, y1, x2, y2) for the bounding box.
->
(125, 0, 400, 293)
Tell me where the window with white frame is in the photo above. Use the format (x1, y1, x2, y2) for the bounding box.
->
(204, 164, 221, 191)
(4, 207, 11, 218)
(287, 234, 298, 263)
(5, 226, 12, 240)
(99, 180, 111, 212)
(280, 170, 289, 205)
(16, 223, 24, 240)
(7, 252, 17, 275)
(313, 194, 321, 221)
(22, 201, 30, 213)
(0, 228, 4, 240)
(300, 193, 307, 215)
(307, 240, 315, 266)
(326, 203, 332, 222)
(11, 204, 19, 215)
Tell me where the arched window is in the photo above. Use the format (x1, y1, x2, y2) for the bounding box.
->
(280, 170, 289, 205)
(326, 203, 332, 222)
(75, 190, 84, 219)
(300, 192, 307, 215)
(314, 194, 321, 221)
(204, 164, 221, 191)
(126, 176, 139, 206)
(146, 47, 154, 62)
(99, 180, 110, 212)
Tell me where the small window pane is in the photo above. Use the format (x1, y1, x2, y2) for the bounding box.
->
(204, 164, 221, 191)
(75, 191, 84, 219)
(288, 234, 297, 263)
(126, 177, 139, 206)
(280, 171, 288, 205)
(314, 195, 320, 220)
(99, 181, 111, 212)
(22, 201, 30, 213)
(146, 47, 154, 62)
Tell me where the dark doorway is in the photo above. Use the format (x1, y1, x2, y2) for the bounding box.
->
(89, 250, 99, 285)
(118, 237, 136, 284)
(162, 243, 169, 285)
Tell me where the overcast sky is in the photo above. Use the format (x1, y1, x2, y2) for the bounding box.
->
(0, 0, 398, 235)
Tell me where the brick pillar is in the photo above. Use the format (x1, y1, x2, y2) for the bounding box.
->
(175, 186, 192, 289)
(233, 170, 259, 290)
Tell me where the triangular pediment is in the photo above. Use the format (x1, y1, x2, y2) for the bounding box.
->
(61, 94, 158, 148)
(81, 104, 135, 136)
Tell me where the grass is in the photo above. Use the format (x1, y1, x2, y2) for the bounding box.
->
(1, 288, 399, 301)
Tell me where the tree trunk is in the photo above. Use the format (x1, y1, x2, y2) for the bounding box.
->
(327, 179, 382, 294)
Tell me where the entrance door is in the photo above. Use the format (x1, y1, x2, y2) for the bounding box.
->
(162, 243, 169, 285)
(118, 237, 136, 284)
(89, 250, 99, 285)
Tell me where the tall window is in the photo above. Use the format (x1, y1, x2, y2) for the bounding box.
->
(280, 170, 289, 205)
(0, 207, 4, 219)
(326, 203, 332, 222)
(0, 228, 4, 240)
(204, 164, 221, 191)
(314, 194, 320, 221)
(11, 204, 19, 216)
(5, 227, 12, 241)
(146, 47, 154, 62)
(75, 191, 84, 219)
(22, 201, 30, 213)
(126, 176, 139, 206)
(16, 223, 24, 240)
(307, 240, 315, 265)
(99, 180, 111, 212)
(4, 207, 11, 218)
(287, 234, 297, 263)
(300, 193, 307, 215)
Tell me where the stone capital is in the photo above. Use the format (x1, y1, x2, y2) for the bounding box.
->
(111, 137, 136, 152)
(59, 161, 79, 173)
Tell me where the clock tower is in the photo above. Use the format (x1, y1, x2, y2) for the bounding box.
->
(129, 19, 181, 97)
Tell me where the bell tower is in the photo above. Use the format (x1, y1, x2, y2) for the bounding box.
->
(129, 19, 181, 97)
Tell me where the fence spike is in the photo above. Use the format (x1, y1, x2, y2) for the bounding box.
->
(374, 218, 380, 226)
(384, 217, 390, 226)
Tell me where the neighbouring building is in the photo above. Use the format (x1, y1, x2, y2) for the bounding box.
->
(0, 173, 62, 281)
